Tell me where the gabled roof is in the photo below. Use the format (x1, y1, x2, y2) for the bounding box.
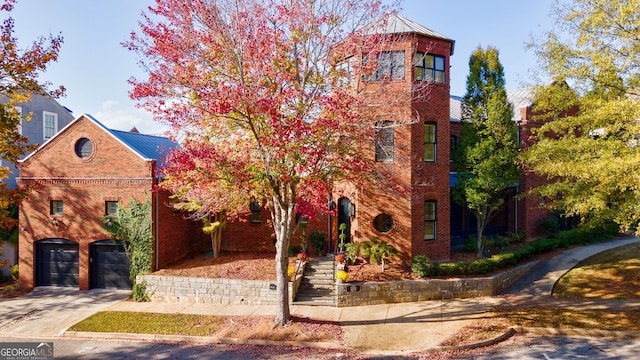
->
(506, 87, 535, 121)
(362, 13, 455, 55)
(20, 113, 178, 163)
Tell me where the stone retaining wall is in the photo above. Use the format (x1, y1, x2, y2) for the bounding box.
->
(335, 261, 536, 307)
(137, 261, 535, 306)
(137, 265, 305, 305)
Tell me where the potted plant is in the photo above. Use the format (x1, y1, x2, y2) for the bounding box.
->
(335, 270, 349, 282)
(335, 253, 346, 264)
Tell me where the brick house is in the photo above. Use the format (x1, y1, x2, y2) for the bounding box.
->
(17, 114, 203, 290)
(221, 15, 551, 261)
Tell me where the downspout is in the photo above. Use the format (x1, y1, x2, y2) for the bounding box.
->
(152, 160, 160, 271)
(514, 121, 521, 235)
(155, 190, 159, 271)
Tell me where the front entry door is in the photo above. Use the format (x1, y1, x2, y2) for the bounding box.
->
(337, 197, 352, 246)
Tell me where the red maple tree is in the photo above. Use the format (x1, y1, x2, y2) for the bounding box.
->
(127, 0, 400, 326)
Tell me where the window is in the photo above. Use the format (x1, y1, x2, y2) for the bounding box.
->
(50, 200, 63, 215)
(373, 213, 394, 233)
(250, 200, 262, 223)
(335, 57, 354, 87)
(374, 51, 405, 81)
(43, 111, 58, 140)
(375, 120, 394, 162)
(75, 138, 94, 159)
(424, 201, 436, 240)
(105, 201, 118, 216)
(424, 123, 437, 162)
(450, 135, 457, 161)
(414, 53, 446, 84)
(15, 106, 22, 135)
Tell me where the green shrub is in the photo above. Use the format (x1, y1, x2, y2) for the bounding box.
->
(344, 242, 361, 265)
(10, 264, 18, 281)
(411, 255, 437, 277)
(530, 238, 558, 254)
(464, 236, 477, 251)
(288, 244, 302, 257)
(308, 231, 326, 256)
(489, 252, 517, 268)
(467, 258, 494, 275)
(132, 281, 150, 302)
(436, 261, 467, 277)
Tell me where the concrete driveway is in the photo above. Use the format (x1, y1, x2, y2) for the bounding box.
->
(0, 287, 129, 339)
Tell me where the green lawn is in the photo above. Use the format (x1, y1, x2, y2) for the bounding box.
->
(69, 311, 225, 336)
(553, 242, 640, 299)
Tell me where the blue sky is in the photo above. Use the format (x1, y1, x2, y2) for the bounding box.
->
(9, 0, 554, 134)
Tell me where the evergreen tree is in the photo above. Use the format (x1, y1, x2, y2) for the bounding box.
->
(453, 46, 520, 258)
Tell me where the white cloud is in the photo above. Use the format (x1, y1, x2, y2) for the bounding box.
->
(94, 104, 170, 136)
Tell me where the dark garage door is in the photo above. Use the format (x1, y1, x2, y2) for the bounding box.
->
(90, 240, 132, 289)
(36, 239, 79, 287)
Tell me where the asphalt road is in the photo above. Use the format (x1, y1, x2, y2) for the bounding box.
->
(458, 334, 640, 360)
(0, 337, 354, 360)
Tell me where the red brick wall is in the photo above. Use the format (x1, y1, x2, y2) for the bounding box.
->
(154, 190, 206, 269)
(18, 115, 199, 289)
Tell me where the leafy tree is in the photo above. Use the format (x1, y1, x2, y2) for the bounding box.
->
(453, 46, 520, 258)
(522, 0, 640, 233)
(103, 197, 153, 301)
(0, 0, 64, 231)
(126, 0, 392, 326)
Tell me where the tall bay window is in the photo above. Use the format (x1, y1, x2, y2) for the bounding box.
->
(424, 122, 437, 162)
(424, 201, 437, 241)
(375, 120, 394, 162)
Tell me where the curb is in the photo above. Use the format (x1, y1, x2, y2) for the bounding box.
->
(511, 326, 640, 339)
(63, 331, 346, 350)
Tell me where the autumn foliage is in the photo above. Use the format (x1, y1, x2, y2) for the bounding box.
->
(127, 0, 392, 326)
(0, 0, 64, 233)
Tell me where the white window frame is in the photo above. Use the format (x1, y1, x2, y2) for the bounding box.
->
(15, 106, 23, 135)
(43, 111, 58, 140)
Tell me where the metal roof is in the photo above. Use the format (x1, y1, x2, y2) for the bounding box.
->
(450, 87, 535, 123)
(19, 113, 178, 164)
(110, 129, 178, 161)
(450, 95, 463, 122)
(83, 113, 178, 161)
(362, 13, 455, 55)
(506, 87, 535, 121)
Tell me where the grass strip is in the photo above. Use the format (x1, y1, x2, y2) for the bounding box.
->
(501, 308, 640, 332)
(69, 311, 226, 336)
(554, 242, 640, 299)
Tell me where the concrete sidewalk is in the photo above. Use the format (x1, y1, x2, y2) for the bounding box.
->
(2, 236, 639, 355)
(106, 296, 500, 353)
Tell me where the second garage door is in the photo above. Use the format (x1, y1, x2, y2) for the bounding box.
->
(90, 240, 132, 289)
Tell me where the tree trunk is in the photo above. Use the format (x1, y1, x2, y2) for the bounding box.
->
(208, 212, 224, 259)
(476, 211, 488, 258)
(271, 183, 296, 327)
